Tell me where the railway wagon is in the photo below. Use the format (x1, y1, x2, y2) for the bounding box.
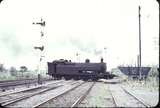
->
(47, 58, 113, 80)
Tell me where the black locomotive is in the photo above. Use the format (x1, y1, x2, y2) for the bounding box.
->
(47, 58, 115, 80)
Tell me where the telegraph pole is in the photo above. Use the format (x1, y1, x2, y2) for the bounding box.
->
(104, 47, 107, 72)
(76, 53, 80, 62)
(33, 18, 46, 84)
(138, 6, 142, 80)
(104, 47, 107, 62)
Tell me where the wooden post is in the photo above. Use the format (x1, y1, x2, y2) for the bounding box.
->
(38, 74, 42, 84)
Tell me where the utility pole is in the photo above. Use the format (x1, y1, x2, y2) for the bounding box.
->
(33, 18, 46, 84)
(76, 53, 80, 62)
(153, 37, 159, 50)
(138, 6, 142, 80)
(104, 47, 107, 72)
(137, 55, 139, 68)
(104, 47, 107, 62)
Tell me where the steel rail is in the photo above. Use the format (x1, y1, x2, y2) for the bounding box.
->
(0, 77, 53, 83)
(2, 81, 80, 107)
(1, 85, 62, 107)
(71, 82, 95, 107)
(33, 81, 85, 108)
(121, 86, 152, 107)
(1, 80, 73, 107)
(0, 80, 37, 88)
(0, 78, 36, 83)
(0, 80, 64, 97)
(0, 78, 54, 88)
(107, 85, 117, 107)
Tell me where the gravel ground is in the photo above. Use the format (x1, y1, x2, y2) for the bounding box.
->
(6, 80, 83, 107)
(78, 82, 116, 107)
(109, 84, 149, 107)
(122, 80, 159, 92)
(39, 81, 93, 107)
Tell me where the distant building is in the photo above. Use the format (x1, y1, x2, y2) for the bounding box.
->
(118, 66, 151, 79)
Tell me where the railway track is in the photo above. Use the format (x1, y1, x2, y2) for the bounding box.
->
(0, 80, 75, 107)
(0, 80, 64, 97)
(0, 79, 152, 107)
(33, 81, 93, 107)
(33, 81, 86, 107)
(0, 78, 54, 91)
(0, 78, 36, 83)
(109, 84, 152, 107)
(71, 82, 95, 107)
(76, 82, 117, 107)
(121, 86, 152, 107)
(108, 85, 118, 107)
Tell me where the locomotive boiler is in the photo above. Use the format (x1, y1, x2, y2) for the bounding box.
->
(47, 58, 114, 80)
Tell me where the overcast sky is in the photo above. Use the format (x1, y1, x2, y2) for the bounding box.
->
(0, 0, 159, 70)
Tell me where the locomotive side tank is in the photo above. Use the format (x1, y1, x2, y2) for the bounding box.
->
(47, 58, 112, 80)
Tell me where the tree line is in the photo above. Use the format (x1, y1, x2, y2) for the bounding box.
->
(0, 63, 28, 77)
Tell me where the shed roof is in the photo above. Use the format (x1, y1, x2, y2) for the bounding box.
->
(118, 66, 151, 76)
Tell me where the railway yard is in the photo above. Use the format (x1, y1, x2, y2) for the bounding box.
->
(0, 77, 158, 107)
(0, 0, 159, 107)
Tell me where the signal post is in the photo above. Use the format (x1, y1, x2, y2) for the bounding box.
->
(33, 18, 46, 84)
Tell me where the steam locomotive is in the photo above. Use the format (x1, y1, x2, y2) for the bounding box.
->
(47, 58, 115, 80)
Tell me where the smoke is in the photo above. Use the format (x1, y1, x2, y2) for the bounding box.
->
(93, 49, 103, 56)
(1, 36, 21, 57)
(0, 30, 33, 58)
(69, 36, 103, 56)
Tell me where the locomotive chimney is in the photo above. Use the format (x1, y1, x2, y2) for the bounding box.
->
(101, 58, 103, 63)
(85, 59, 90, 63)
